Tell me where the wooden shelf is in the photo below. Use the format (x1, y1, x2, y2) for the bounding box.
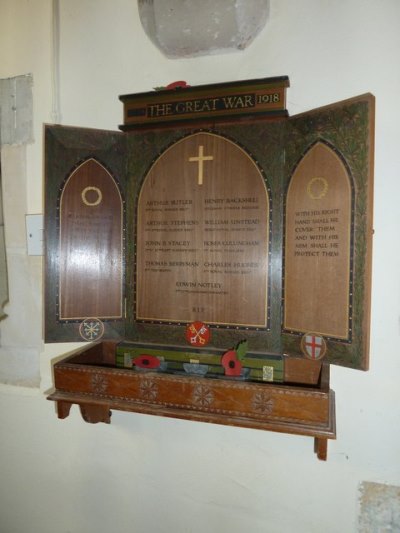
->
(48, 342, 336, 460)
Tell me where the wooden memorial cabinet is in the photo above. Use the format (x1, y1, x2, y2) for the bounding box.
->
(45, 77, 374, 460)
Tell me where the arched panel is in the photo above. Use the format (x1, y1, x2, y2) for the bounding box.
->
(136, 132, 271, 328)
(59, 158, 123, 320)
(283, 141, 353, 340)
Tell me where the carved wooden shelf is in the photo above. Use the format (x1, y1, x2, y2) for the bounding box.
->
(48, 342, 336, 460)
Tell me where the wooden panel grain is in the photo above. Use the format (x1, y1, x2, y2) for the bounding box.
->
(283, 141, 353, 340)
(48, 342, 336, 459)
(59, 159, 123, 320)
(136, 131, 270, 328)
(282, 94, 374, 369)
(44, 125, 127, 342)
(53, 363, 331, 425)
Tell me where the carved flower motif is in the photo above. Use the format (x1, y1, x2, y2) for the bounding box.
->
(90, 373, 108, 394)
(192, 384, 214, 408)
(139, 379, 158, 401)
(252, 392, 274, 415)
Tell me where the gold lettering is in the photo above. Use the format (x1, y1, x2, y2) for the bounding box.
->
(210, 98, 219, 110)
(222, 95, 254, 109)
(147, 103, 173, 117)
(175, 101, 186, 113)
(199, 100, 211, 112)
(222, 96, 236, 109)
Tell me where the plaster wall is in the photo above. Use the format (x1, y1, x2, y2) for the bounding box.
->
(0, 1, 399, 532)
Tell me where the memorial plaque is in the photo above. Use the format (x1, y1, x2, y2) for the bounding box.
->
(283, 141, 353, 340)
(59, 158, 124, 320)
(45, 81, 376, 460)
(44, 81, 374, 371)
(136, 132, 270, 328)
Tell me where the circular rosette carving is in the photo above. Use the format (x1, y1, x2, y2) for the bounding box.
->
(90, 373, 108, 394)
(252, 392, 274, 415)
(192, 383, 214, 408)
(139, 378, 159, 401)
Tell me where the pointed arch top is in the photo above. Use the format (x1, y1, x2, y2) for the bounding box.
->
(283, 140, 354, 341)
(59, 157, 124, 321)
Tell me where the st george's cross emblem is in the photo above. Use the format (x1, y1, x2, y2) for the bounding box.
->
(300, 333, 327, 360)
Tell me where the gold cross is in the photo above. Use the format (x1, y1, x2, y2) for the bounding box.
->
(188, 145, 214, 185)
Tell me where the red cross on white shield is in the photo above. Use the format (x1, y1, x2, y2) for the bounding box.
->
(301, 333, 327, 360)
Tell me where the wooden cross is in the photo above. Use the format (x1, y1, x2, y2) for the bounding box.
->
(188, 145, 214, 185)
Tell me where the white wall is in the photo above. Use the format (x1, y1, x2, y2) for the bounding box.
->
(0, 1, 399, 532)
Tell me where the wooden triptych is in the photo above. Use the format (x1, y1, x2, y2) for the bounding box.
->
(45, 79, 374, 371)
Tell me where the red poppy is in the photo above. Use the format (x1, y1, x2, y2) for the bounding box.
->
(165, 81, 189, 89)
(133, 354, 161, 369)
(221, 350, 242, 376)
